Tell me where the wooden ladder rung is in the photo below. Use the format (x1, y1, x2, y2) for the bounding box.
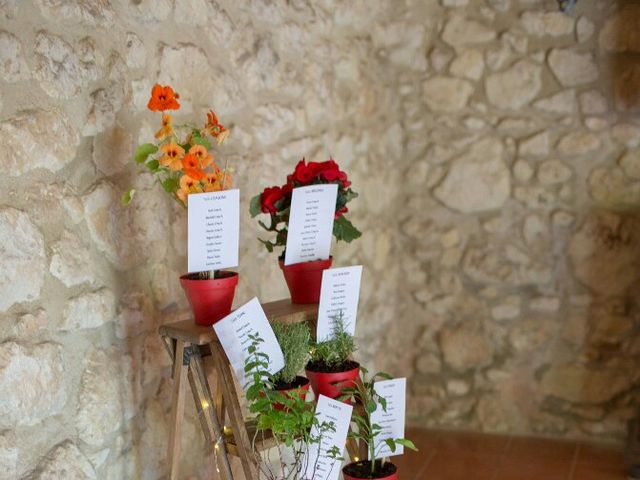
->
(225, 422, 277, 456)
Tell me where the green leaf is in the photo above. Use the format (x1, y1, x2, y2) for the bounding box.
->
(134, 143, 158, 164)
(333, 215, 362, 243)
(385, 439, 397, 453)
(250, 194, 263, 217)
(395, 438, 418, 451)
(146, 159, 160, 172)
(161, 177, 180, 194)
(191, 135, 212, 150)
(121, 189, 135, 206)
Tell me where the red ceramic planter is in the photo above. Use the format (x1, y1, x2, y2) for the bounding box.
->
(305, 362, 360, 400)
(179, 271, 239, 326)
(342, 462, 398, 480)
(278, 257, 332, 304)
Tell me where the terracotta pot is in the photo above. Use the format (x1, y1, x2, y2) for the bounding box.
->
(342, 461, 398, 480)
(271, 376, 310, 411)
(179, 271, 238, 326)
(305, 362, 360, 401)
(278, 257, 332, 304)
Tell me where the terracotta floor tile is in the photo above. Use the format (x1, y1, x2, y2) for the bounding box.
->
(577, 442, 625, 467)
(437, 430, 511, 455)
(423, 451, 502, 480)
(393, 427, 439, 478)
(571, 462, 627, 480)
(506, 436, 578, 462)
(494, 457, 573, 480)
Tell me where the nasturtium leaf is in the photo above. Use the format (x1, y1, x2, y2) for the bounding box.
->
(161, 177, 180, 193)
(134, 143, 158, 163)
(191, 135, 212, 150)
(146, 159, 160, 172)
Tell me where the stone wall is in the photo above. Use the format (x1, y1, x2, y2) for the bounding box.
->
(0, 0, 639, 478)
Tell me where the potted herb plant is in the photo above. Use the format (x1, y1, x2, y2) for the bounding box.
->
(341, 368, 417, 480)
(125, 83, 237, 326)
(249, 158, 361, 303)
(244, 334, 343, 480)
(271, 322, 312, 410)
(305, 311, 359, 401)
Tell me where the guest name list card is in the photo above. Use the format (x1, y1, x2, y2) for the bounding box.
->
(213, 297, 284, 388)
(371, 378, 407, 458)
(316, 265, 363, 342)
(284, 184, 338, 266)
(187, 189, 240, 273)
(301, 395, 353, 480)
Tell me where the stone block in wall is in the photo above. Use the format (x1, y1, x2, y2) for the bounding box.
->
(0, 208, 46, 312)
(25, 440, 96, 480)
(0, 342, 66, 428)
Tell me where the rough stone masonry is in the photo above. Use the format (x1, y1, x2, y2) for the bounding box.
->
(0, 0, 639, 478)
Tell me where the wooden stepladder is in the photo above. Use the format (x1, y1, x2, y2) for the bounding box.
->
(159, 299, 319, 480)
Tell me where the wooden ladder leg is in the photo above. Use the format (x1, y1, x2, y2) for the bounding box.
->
(188, 347, 234, 480)
(210, 341, 260, 480)
(168, 340, 188, 480)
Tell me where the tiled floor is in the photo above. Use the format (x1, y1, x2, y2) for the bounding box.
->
(393, 428, 628, 480)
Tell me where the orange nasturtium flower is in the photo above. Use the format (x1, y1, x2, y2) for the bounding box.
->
(203, 110, 229, 144)
(155, 113, 175, 140)
(177, 174, 203, 204)
(159, 141, 185, 171)
(188, 144, 213, 169)
(147, 84, 180, 112)
(203, 172, 220, 192)
(182, 153, 205, 181)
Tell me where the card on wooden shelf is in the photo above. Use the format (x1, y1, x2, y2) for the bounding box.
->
(316, 265, 363, 342)
(371, 378, 407, 458)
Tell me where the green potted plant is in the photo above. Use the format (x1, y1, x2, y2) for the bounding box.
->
(271, 322, 311, 410)
(244, 334, 343, 479)
(305, 311, 359, 401)
(249, 158, 361, 303)
(125, 83, 237, 325)
(341, 368, 417, 480)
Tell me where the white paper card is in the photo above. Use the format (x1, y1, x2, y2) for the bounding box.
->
(316, 265, 363, 342)
(284, 184, 338, 266)
(301, 395, 353, 480)
(187, 189, 240, 273)
(371, 378, 407, 459)
(213, 297, 284, 389)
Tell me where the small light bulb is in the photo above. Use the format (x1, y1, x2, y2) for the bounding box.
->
(354, 457, 359, 462)
(201, 400, 210, 409)
(215, 443, 220, 450)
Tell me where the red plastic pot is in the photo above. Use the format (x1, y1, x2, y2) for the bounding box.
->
(271, 376, 310, 411)
(342, 461, 398, 480)
(179, 271, 238, 326)
(305, 362, 360, 400)
(278, 257, 332, 304)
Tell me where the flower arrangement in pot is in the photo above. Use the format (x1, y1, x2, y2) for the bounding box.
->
(125, 83, 237, 325)
(270, 322, 312, 410)
(249, 158, 361, 303)
(340, 368, 417, 480)
(305, 311, 359, 401)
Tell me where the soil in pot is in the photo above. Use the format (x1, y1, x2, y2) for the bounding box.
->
(342, 460, 397, 480)
(306, 359, 359, 374)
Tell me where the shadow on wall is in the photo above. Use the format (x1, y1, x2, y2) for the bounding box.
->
(560, 209, 640, 413)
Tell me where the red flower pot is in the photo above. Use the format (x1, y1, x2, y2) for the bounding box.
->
(305, 362, 360, 400)
(179, 271, 238, 326)
(271, 376, 310, 411)
(342, 461, 398, 480)
(278, 257, 332, 304)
